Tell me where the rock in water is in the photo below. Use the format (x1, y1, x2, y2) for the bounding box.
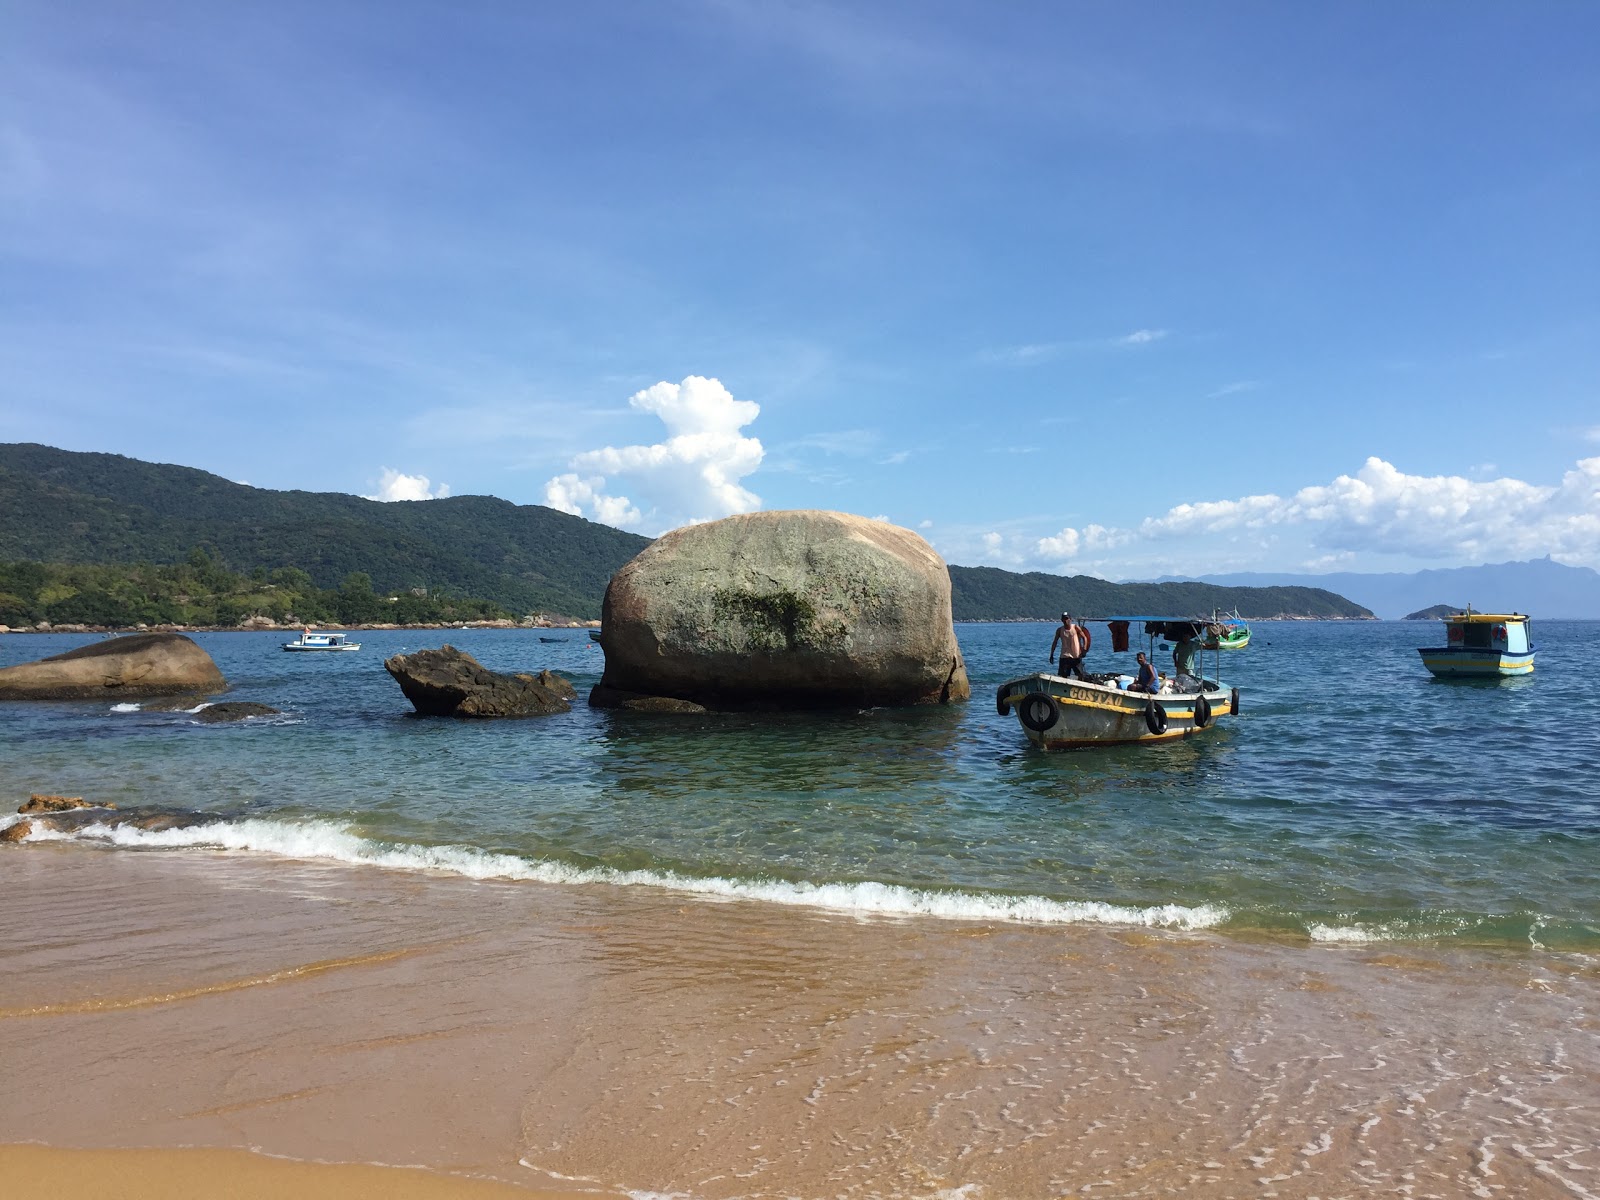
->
(384, 645, 573, 718)
(0, 633, 226, 701)
(193, 702, 281, 724)
(592, 510, 971, 710)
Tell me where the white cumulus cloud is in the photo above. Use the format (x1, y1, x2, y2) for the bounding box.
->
(1030, 456, 1600, 571)
(364, 468, 450, 502)
(543, 375, 763, 534)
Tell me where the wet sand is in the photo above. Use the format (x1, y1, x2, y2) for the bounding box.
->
(0, 1145, 593, 1199)
(3, 843, 1596, 1198)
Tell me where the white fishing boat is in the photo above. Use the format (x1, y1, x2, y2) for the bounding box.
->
(996, 615, 1238, 749)
(281, 629, 361, 652)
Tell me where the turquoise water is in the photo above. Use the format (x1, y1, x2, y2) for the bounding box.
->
(4, 621, 1598, 951)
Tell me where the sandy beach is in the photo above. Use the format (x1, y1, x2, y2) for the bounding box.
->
(3, 842, 1596, 1199)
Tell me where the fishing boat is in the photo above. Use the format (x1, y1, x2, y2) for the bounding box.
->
(588, 629, 603, 642)
(1417, 608, 1534, 677)
(281, 629, 361, 652)
(1203, 609, 1250, 650)
(996, 616, 1238, 749)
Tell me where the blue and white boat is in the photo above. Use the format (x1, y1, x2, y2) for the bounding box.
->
(1417, 609, 1534, 677)
(282, 629, 362, 652)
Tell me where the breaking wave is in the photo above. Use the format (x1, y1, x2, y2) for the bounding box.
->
(14, 814, 1230, 931)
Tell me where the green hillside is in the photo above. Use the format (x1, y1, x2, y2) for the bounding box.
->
(0, 443, 650, 620)
(948, 566, 1371, 620)
(1, 444, 1373, 623)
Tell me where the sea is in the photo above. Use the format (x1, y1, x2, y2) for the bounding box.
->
(5, 619, 1598, 956)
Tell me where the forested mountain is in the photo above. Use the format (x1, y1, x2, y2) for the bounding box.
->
(947, 566, 1371, 621)
(0, 443, 650, 619)
(2, 444, 1373, 623)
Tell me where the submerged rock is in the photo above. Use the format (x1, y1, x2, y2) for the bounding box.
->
(383, 645, 573, 718)
(0, 820, 32, 844)
(0, 633, 226, 701)
(193, 702, 281, 724)
(19, 794, 113, 814)
(593, 510, 971, 711)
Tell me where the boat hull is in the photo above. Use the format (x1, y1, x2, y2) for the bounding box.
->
(997, 673, 1234, 750)
(1417, 648, 1533, 677)
(1204, 631, 1249, 650)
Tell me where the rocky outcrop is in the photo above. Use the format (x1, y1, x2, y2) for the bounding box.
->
(0, 821, 31, 844)
(592, 510, 970, 711)
(193, 702, 281, 724)
(0, 633, 226, 700)
(384, 645, 573, 718)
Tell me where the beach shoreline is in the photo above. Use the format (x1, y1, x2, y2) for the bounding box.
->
(4, 841, 1595, 1199)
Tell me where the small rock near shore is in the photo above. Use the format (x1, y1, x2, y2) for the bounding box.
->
(19, 794, 114, 814)
(0, 820, 32, 844)
(193, 702, 281, 724)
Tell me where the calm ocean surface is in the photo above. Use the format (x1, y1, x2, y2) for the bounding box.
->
(4, 621, 1598, 953)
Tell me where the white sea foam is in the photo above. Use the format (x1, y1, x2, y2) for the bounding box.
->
(29, 816, 1231, 931)
(110, 702, 142, 713)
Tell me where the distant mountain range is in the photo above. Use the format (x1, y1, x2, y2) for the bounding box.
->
(1157, 558, 1600, 619)
(2, 443, 1373, 622)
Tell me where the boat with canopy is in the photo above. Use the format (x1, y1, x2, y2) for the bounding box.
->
(996, 615, 1239, 749)
(1417, 607, 1534, 677)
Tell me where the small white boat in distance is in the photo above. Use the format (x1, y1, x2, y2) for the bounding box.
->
(282, 629, 361, 652)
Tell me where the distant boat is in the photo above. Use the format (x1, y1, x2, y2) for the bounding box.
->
(588, 629, 602, 642)
(538, 636, 565, 643)
(1417, 608, 1534, 677)
(1203, 610, 1251, 650)
(282, 629, 361, 652)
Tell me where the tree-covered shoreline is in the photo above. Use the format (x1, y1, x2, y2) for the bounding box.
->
(0, 554, 543, 631)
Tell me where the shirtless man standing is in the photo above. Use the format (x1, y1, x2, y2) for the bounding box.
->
(1049, 612, 1088, 680)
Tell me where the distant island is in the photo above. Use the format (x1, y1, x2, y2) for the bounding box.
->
(2, 442, 1375, 627)
(1402, 604, 1461, 620)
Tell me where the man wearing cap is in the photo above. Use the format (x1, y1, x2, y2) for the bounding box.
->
(1049, 612, 1088, 680)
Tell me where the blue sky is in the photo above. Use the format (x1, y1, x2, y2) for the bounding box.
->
(3, 2, 1597, 578)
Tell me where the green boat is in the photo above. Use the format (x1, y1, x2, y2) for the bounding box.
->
(1202, 610, 1250, 650)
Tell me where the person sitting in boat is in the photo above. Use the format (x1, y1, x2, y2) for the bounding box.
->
(1049, 612, 1088, 680)
(1128, 651, 1160, 694)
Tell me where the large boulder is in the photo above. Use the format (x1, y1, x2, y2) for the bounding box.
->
(384, 645, 574, 718)
(592, 510, 970, 710)
(0, 633, 226, 701)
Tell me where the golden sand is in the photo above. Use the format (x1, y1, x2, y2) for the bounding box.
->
(0, 1145, 597, 1198)
(3, 843, 1596, 1198)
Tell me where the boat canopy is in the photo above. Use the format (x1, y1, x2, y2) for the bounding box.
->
(1441, 612, 1528, 623)
(1081, 615, 1222, 624)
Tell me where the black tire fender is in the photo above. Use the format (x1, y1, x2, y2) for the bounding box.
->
(1018, 692, 1059, 733)
(1144, 700, 1169, 735)
(1230, 687, 1241, 716)
(996, 686, 1012, 716)
(1193, 694, 1212, 729)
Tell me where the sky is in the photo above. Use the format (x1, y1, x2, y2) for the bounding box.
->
(3, 1, 1597, 580)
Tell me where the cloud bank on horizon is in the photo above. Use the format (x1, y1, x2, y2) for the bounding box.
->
(996, 455, 1600, 578)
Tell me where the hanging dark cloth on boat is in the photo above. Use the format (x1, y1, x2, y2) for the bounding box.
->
(1109, 621, 1131, 652)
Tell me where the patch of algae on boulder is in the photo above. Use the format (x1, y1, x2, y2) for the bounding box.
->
(711, 587, 836, 652)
